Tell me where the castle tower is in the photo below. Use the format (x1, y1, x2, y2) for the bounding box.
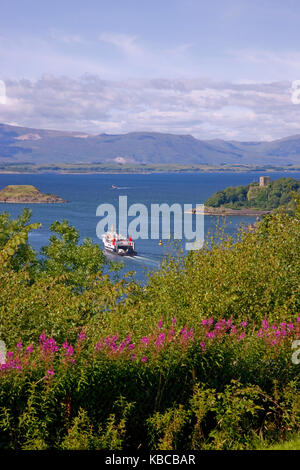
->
(259, 176, 270, 187)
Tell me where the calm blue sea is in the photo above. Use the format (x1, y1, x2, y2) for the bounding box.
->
(1, 172, 299, 282)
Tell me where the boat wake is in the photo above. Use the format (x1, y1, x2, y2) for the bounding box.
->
(125, 254, 159, 266)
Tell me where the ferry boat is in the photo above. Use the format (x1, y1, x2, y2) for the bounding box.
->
(102, 230, 136, 256)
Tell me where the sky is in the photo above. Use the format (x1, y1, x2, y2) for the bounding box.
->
(1, 0, 300, 140)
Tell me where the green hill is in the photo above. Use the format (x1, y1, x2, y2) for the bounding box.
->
(0, 185, 66, 203)
(205, 177, 300, 211)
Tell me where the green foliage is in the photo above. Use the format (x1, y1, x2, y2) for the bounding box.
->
(0, 209, 40, 270)
(0, 200, 300, 449)
(40, 220, 107, 289)
(205, 177, 300, 211)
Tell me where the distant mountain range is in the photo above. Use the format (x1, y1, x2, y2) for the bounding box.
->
(1, 122, 300, 165)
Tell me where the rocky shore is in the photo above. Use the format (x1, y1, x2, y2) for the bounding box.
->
(188, 206, 271, 216)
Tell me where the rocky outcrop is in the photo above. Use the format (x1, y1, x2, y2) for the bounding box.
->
(0, 185, 67, 203)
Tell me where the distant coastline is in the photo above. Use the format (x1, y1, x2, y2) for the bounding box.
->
(1, 163, 300, 175)
(186, 206, 271, 216)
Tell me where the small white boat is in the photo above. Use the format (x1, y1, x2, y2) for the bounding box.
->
(102, 230, 136, 256)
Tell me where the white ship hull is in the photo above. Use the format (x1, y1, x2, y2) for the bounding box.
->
(102, 231, 136, 256)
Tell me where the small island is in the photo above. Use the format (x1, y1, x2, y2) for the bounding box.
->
(0, 185, 67, 203)
(191, 176, 300, 215)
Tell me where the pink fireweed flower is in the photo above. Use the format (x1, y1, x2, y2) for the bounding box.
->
(16, 341, 22, 350)
(226, 318, 233, 328)
(155, 333, 165, 348)
(131, 354, 136, 360)
(257, 328, 263, 338)
(125, 335, 131, 344)
(140, 336, 150, 346)
(172, 317, 177, 324)
(208, 317, 214, 326)
(241, 321, 248, 328)
(78, 328, 86, 342)
(206, 331, 216, 339)
(297, 316, 300, 323)
(237, 333, 246, 342)
(39, 332, 47, 343)
(280, 322, 286, 329)
(201, 318, 208, 326)
(141, 356, 148, 363)
(47, 369, 55, 377)
(118, 341, 126, 353)
(40, 335, 58, 354)
(262, 319, 269, 330)
(271, 325, 277, 330)
(229, 326, 237, 336)
(128, 343, 135, 350)
(271, 339, 277, 346)
(288, 323, 294, 331)
(167, 327, 175, 338)
(187, 328, 194, 339)
(62, 341, 74, 356)
(26, 344, 34, 354)
(200, 342, 206, 350)
(95, 341, 103, 351)
(158, 319, 163, 329)
(6, 351, 13, 360)
(67, 345, 74, 356)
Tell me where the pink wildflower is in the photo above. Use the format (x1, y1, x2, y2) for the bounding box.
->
(241, 321, 248, 328)
(237, 333, 246, 342)
(140, 336, 150, 346)
(95, 341, 103, 351)
(78, 327, 86, 342)
(26, 344, 34, 354)
(155, 333, 165, 348)
(257, 328, 263, 338)
(141, 356, 148, 363)
(172, 317, 177, 324)
(206, 331, 215, 339)
(16, 341, 22, 350)
(128, 343, 135, 350)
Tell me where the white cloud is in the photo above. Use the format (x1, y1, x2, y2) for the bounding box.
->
(0, 75, 300, 141)
(99, 32, 142, 57)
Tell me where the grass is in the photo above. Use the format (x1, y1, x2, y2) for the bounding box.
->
(264, 435, 300, 450)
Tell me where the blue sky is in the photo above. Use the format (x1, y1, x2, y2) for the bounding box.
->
(1, 0, 300, 140)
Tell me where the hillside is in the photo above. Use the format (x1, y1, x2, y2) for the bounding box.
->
(204, 177, 300, 211)
(0, 185, 66, 203)
(1, 123, 300, 165)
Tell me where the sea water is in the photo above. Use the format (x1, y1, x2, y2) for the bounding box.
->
(1, 172, 299, 283)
